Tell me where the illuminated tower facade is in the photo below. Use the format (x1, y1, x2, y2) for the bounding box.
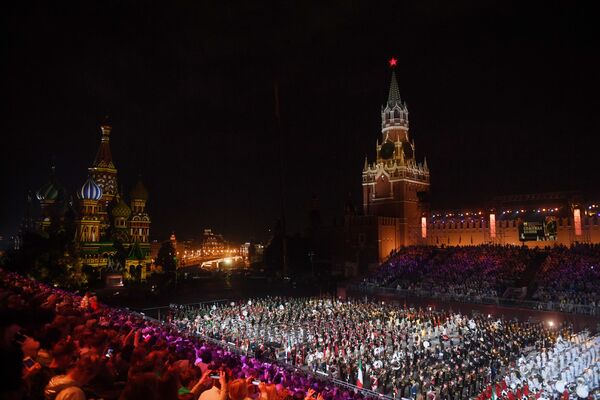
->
(129, 178, 151, 244)
(362, 61, 430, 250)
(89, 122, 118, 238)
(110, 194, 132, 243)
(76, 177, 103, 242)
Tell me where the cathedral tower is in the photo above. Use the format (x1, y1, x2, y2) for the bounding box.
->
(110, 193, 132, 243)
(76, 177, 103, 242)
(89, 121, 118, 238)
(129, 177, 150, 243)
(362, 60, 430, 249)
(36, 165, 65, 232)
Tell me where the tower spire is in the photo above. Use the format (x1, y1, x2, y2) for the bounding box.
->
(382, 58, 409, 131)
(387, 70, 401, 107)
(93, 116, 115, 169)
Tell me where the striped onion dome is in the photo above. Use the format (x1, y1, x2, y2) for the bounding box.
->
(111, 196, 131, 218)
(78, 177, 103, 200)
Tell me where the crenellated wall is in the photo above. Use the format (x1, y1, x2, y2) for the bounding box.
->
(424, 215, 600, 247)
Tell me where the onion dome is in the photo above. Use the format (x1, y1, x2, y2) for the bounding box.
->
(78, 177, 103, 200)
(36, 166, 64, 201)
(36, 180, 61, 201)
(130, 178, 148, 201)
(111, 196, 131, 218)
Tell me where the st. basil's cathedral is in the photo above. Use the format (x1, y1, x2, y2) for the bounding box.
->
(34, 122, 152, 271)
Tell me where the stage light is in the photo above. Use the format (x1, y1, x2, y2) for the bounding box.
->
(548, 320, 554, 327)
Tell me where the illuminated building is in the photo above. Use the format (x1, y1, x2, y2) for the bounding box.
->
(36, 121, 152, 271)
(345, 61, 600, 271)
(345, 61, 430, 268)
(198, 229, 229, 256)
(89, 123, 118, 238)
(240, 242, 264, 263)
(177, 229, 239, 266)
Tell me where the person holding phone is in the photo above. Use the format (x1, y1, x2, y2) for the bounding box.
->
(19, 332, 45, 397)
(22, 356, 42, 381)
(195, 370, 228, 400)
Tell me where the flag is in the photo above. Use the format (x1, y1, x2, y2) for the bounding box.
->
(357, 360, 363, 388)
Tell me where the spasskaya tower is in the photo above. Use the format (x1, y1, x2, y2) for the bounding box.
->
(361, 59, 430, 254)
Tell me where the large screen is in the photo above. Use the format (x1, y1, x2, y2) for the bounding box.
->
(518, 217, 557, 241)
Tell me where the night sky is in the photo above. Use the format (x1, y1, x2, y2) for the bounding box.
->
(2, 1, 599, 243)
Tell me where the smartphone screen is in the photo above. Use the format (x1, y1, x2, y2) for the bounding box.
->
(23, 357, 35, 369)
(252, 380, 261, 385)
(209, 374, 220, 379)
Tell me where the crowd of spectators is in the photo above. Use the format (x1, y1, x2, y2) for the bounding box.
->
(363, 246, 530, 300)
(362, 244, 600, 310)
(171, 297, 600, 399)
(3, 239, 600, 400)
(532, 245, 600, 310)
(0, 268, 366, 400)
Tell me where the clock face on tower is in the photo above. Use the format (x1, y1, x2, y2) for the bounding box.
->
(380, 141, 395, 160)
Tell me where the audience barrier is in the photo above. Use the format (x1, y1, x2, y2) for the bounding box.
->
(352, 284, 600, 316)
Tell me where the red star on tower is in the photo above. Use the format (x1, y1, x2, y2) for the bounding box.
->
(389, 57, 397, 68)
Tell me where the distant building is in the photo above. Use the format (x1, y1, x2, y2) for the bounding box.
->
(177, 229, 240, 267)
(198, 229, 230, 256)
(240, 242, 264, 264)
